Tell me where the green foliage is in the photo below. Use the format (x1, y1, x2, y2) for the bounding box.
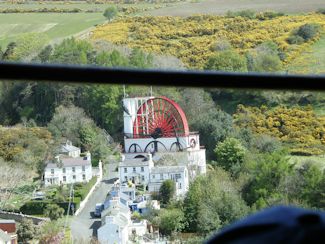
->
(0, 126, 51, 171)
(47, 105, 113, 164)
(20, 200, 50, 215)
(297, 23, 321, 41)
(256, 11, 285, 20)
(246, 41, 282, 72)
(226, 10, 256, 19)
(211, 38, 232, 52)
(290, 164, 325, 209)
(287, 23, 321, 44)
(103, 6, 118, 21)
(252, 134, 282, 153)
(287, 35, 305, 44)
(129, 48, 153, 68)
(17, 219, 36, 243)
(214, 137, 246, 177)
(73, 177, 97, 200)
(159, 179, 176, 204)
(205, 50, 247, 72)
(183, 169, 249, 234)
(44, 203, 65, 220)
(50, 38, 93, 65)
(158, 208, 185, 236)
(242, 150, 294, 208)
(95, 50, 129, 67)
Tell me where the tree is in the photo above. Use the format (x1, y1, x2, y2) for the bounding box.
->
(158, 208, 185, 236)
(44, 204, 65, 220)
(214, 137, 246, 177)
(183, 168, 249, 234)
(17, 219, 36, 243)
(242, 150, 294, 208)
(103, 6, 118, 21)
(159, 179, 176, 204)
(50, 38, 93, 65)
(129, 48, 153, 68)
(204, 50, 247, 72)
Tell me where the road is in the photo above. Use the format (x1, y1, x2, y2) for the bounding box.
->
(70, 162, 118, 242)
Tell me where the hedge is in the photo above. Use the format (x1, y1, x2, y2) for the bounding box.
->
(20, 198, 81, 216)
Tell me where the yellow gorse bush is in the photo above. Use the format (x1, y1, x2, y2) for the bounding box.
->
(91, 13, 325, 69)
(233, 105, 325, 155)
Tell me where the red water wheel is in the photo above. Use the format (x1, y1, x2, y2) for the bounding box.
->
(133, 97, 189, 138)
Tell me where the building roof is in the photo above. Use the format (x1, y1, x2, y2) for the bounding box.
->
(150, 166, 186, 174)
(46, 156, 91, 168)
(60, 141, 80, 153)
(120, 158, 152, 167)
(0, 229, 11, 242)
(0, 220, 15, 224)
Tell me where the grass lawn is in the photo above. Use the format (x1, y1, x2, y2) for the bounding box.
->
(0, 12, 106, 47)
(287, 35, 325, 75)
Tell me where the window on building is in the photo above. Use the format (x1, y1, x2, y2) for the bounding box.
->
(160, 173, 163, 180)
(152, 174, 155, 179)
(51, 169, 54, 174)
(73, 175, 76, 180)
(141, 167, 144, 172)
(179, 183, 182, 189)
(72, 167, 75, 173)
(63, 176, 66, 182)
(82, 166, 85, 171)
(62, 168, 66, 174)
(82, 174, 86, 180)
(124, 168, 127, 173)
(175, 174, 181, 180)
(133, 167, 136, 173)
(142, 175, 145, 181)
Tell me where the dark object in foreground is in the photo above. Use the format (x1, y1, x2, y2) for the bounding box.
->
(207, 206, 325, 244)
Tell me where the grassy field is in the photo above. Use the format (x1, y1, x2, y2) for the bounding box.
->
(148, 0, 325, 16)
(287, 35, 325, 75)
(0, 12, 106, 47)
(0, 2, 168, 47)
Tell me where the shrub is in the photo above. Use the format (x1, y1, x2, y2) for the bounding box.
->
(205, 50, 247, 72)
(20, 201, 50, 215)
(296, 23, 321, 41)
(44, 204, 65, 220)
(256, 11, 285, 20)
(287, 35, 305, 44)
(226, 10, 256, 19)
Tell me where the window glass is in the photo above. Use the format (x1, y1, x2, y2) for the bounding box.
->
(1, 1, 325, 243)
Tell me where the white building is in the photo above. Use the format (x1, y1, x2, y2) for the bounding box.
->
(60, 140, 81, 158)
(98, 198, 131, 244)
(119, 154, 154, 185)
(148, 166, 189, 197)
(44, 142, 92, 186)
(122, 96, 206, 176)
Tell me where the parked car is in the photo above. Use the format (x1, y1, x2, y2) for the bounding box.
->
(94, 203, 104, 217)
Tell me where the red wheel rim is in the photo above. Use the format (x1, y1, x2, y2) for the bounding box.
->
(133, 97, 189, 138)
